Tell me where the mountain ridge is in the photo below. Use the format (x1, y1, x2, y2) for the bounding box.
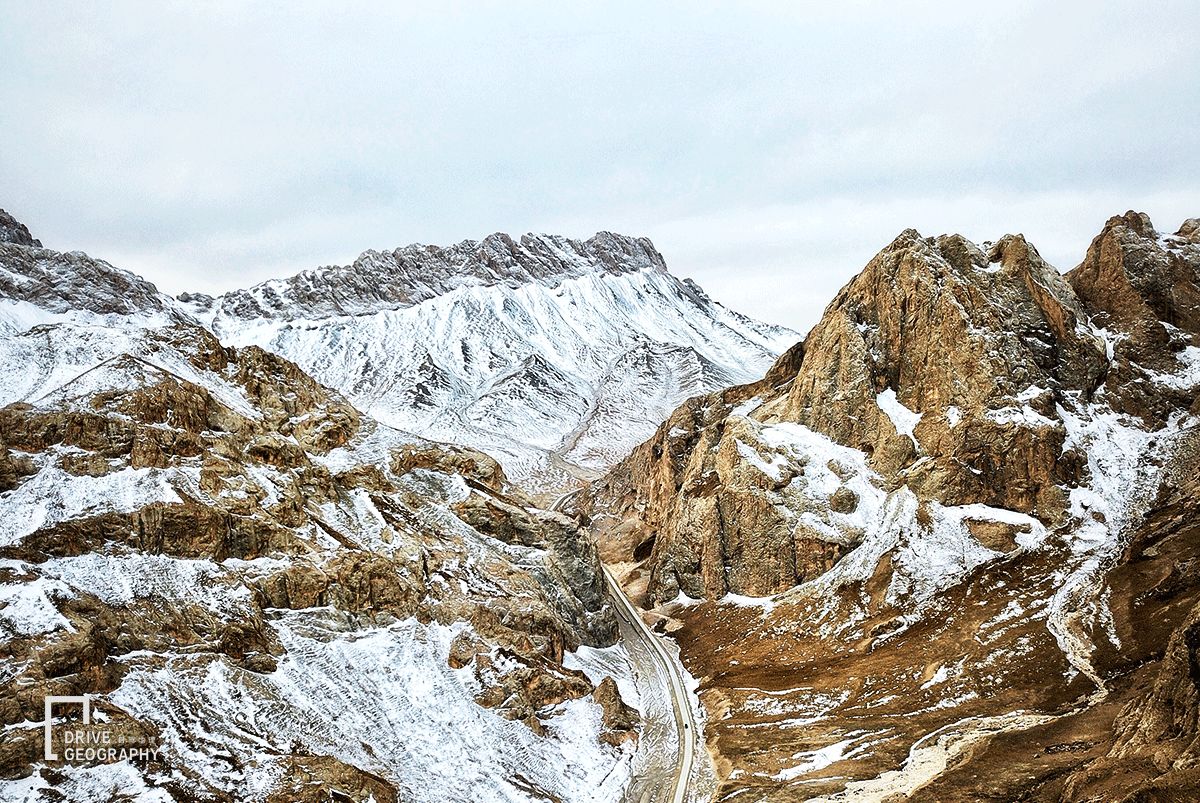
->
(0, 212, 795, 493)
(582, 210, 1200, 801)
(184, 230, 670, 321)
(0, 209, 41, 248)
(9, 202, 1200, 800)
(188, 226, 798, 491)
(0, 206, 660, 802)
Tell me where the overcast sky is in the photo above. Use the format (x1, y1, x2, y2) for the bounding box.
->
(1, 2, 1196, 332)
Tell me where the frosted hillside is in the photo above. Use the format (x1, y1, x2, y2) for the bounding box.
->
(190, 232, 798, 490)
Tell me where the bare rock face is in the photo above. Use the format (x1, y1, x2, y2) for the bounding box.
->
(592, 224, 1121, 603)
(1069, 211, 1200, 364)
(0, 209, 40, 247)
(593, 676, 640, 747)
(1089, 601, 1200, 793)
(0, 238, 172, 318)
(781, 229, 1103, 472)
(585, 212, 1200, 801)
(0, 230, 634, 801)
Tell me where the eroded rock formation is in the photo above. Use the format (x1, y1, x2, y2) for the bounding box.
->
(585, 211, 1200, 801)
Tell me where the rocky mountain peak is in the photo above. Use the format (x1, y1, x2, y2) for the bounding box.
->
(1105, 208, 1157, 238)
(582, 210, 1200, 802)
(1068, 211, 1200, 364)
(0, 210, 643, 799)
(760, 227, 1100, 528)
(0, 236, 173, 320)
(206, 230, 668, 322)
(776, 225, 1104, 455)
(1178, 217, 1200, 242)
(588, 213, 1200, 608)
(0, 209, 41, 248)
(200, 227, 794, 489)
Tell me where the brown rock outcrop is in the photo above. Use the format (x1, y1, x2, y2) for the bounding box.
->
(585, 212, 1200, 801)
(590, 222, 1124, 603)
(1068, 211, 1200, 362)
(594, 676, 640, 747)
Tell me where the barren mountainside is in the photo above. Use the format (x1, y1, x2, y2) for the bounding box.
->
(5, 202, 1200, 803)
(585, 211, 1200, 801)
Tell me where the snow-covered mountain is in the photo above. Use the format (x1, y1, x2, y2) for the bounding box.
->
(185, 232, 797, 491)
(0, 211, 664, 802)
(9, 198, 1200, 802)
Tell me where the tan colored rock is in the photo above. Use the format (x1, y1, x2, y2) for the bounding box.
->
(1068, 211, 1200, 363)
(588, 221, 1125, 603)
(264, 757, 398, 803)
(0, 313, 619, 796)
(585, 212, 1200, 802)
(593, 676, 639, 746)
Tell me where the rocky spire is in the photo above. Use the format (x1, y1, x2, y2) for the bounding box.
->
(1067, 210, 1200, 364)
(0, 209, 41, 248)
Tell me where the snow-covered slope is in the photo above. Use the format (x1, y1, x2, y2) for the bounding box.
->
(0, 213, 653, 802)
(189, 232, 797, 490)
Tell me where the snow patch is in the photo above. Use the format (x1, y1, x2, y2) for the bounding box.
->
(945, 406, 962, 428)
(0, 577, 75, 636)
(735, 439, 786, 482)
(876, 388, 922, 445)
(773, 735, 874, 781)
(111, 616, 629, 803)
(0, 464, 183, 547)
(719, 592, 778, 615)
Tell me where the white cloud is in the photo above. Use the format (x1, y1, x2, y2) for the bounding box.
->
(0, 1, 1195, 328)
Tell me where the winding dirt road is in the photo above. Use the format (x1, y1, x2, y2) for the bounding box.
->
(602, 566, 697, 803)
(552, 489, 698, 803)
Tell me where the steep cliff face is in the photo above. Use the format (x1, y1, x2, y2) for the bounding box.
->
(0, 217, 640, 802)
(585, 212, 1200, 800)
(189, 232, 797, 491)
(592, 214, 1198, 602)
(1069, 211, 1200, 367)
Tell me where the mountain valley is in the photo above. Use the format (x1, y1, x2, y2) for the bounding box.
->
(1, 206, 1199, 803)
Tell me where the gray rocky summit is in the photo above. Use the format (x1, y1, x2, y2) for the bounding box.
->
(0, 208, 41, 248)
